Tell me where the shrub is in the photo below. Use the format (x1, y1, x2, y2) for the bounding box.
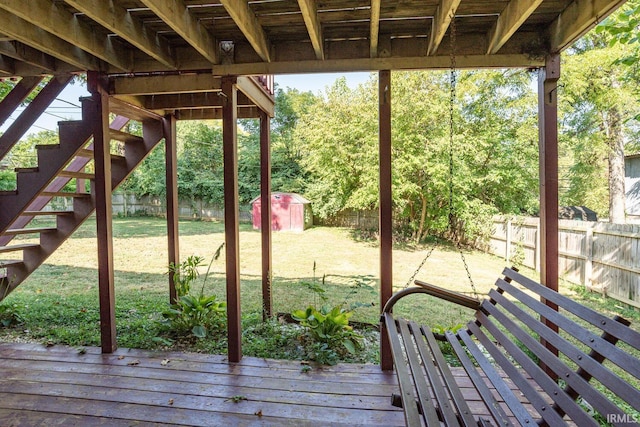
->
(160, 246, 226, 339)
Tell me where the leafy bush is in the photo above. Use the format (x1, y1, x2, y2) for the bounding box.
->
(0, 302, 23, 327)
(160, 246, 226, 339)
(291, 263, 375, 364)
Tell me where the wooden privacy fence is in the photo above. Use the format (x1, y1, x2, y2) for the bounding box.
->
(489, 216, 640, 308)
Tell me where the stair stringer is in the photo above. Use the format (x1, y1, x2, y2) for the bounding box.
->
(0, 117, 165, 300)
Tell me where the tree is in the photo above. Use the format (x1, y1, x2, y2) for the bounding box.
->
(560, 36, 640, 222)
(295, 71, 539, 242)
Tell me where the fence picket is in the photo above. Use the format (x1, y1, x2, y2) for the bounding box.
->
(490, 217, 640, 308)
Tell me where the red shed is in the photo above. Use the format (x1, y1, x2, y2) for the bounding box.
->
(251, 192, 312, 232)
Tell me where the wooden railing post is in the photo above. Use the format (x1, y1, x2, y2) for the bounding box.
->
(222, 76, 242, 363)
(538, 54, 560, 377)
(164, 113, 179, 304)
(379, 70, 393, 371)
(259, 110, 273, 320)
(87, 71, 117, 353)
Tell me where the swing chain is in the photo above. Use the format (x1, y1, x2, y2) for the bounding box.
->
(448, 17, 480, 300)
(404, 246, 436, 289)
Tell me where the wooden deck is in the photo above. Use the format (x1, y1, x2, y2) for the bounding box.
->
(0, 342, 533, 426)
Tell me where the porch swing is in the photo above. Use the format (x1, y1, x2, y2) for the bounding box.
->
(382, 18, 640, 427)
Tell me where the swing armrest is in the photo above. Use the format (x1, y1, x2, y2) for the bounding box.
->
(382, 281, 481, 315)
(414, 280, 481, 310)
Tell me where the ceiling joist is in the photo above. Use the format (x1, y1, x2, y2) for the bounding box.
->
(0, 12, 101, 71)
(297, 0, 324, 60)
(237, 76, 275, 117)
(64, 0, 177, 70)
(549, 0, 627, 52)
(428, 0, 462, 56)
(140, 0, 219, 64)
(486, 0, 544, 54)
(370, 0, 381, 58)
(111, 74, 223, 96)
(220, 0, 272, 62)
(0, 0, 132, 71)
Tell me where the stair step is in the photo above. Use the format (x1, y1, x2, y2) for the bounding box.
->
(0, 260, 23, 268)
(110, 129, 144, 144)
(15, 167, 38, 173)
(35, 143, 61, 151)
(22, 210, 74, 216)
(40, 191, 91, 198)
(76, 148, 94, 158)
(4, 227, 57, 235)
(0, 244, 40, 254)
(58, 170, 95, 180)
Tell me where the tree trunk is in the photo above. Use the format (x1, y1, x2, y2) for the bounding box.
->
(607, 105, 626, 224)
(416, 194, 428, 243)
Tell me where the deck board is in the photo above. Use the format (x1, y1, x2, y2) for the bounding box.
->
(0, 343, 404, 426)
(0, 342, 535, 426)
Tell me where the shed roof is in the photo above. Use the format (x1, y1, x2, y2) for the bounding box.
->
(250, 192, 311, 205)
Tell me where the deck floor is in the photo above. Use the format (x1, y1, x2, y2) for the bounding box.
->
(0, 342, 532, 426)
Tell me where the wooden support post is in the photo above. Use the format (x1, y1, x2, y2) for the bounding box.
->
(222, 76, 242, 362)
(584, 227, 594, 289)
(259, 110, 273, 320)
(164, 114, 179, 304)
(379, 70, 393, 371)
(87, 71, 117, 354)
(538, 54, 560, 374)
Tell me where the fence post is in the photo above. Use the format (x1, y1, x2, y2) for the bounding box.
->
(505, 219, 512, 263)
(535, 219, 541, 272)
(584, 227, 594, 289)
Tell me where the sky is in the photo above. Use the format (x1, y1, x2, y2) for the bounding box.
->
(1, 72, 371, 137)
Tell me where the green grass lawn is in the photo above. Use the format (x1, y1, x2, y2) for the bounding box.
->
(1, 216, 638, 363)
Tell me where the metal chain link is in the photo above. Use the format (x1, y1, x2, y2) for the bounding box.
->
(404, 245, 436, 289)
(448, 17, 480, 300)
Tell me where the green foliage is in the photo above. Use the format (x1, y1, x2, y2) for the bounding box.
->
(291, 263, 375, 364)
(0, 302, 23, 327)
(160, 248, 226, 339)
(0, 170, 16, 191)
(296, 71, 538, 243)
(559, 39, 640, 218)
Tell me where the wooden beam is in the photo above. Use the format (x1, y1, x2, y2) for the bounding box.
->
(0, 13, 100, 71)
(220, 0, 271, 62)
(0, 76, 43, 128)
(538, 55, 560, 374)
(0, 0, 132, 71)
(142, 92, 254, 110)
(486, 0, 543, 54)
(139, 0, 218, 64)
(87, 71, 117, 353)
(549, 0, 626, 52)
(64, 0, 176, 70)
(370, 0, 381, 58)
(0, 75, 72, 160)
(427, 0, 462, 56)
(379, 70, 393, 371)
(111, 74, 222, 96)
(0, 54, 14, 75)
(222, 76, 242, 362)
(298, 0, 324, 60)
(0, 41, 58, 73)
(212, 53, 544, 76)
(260, 111, 273, 320)
(164, 114, 179, 304)
(173, 106, 260, 120)
(236, 76, 275, 117)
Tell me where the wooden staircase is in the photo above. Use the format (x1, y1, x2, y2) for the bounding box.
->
(0, 92, 164, 300)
